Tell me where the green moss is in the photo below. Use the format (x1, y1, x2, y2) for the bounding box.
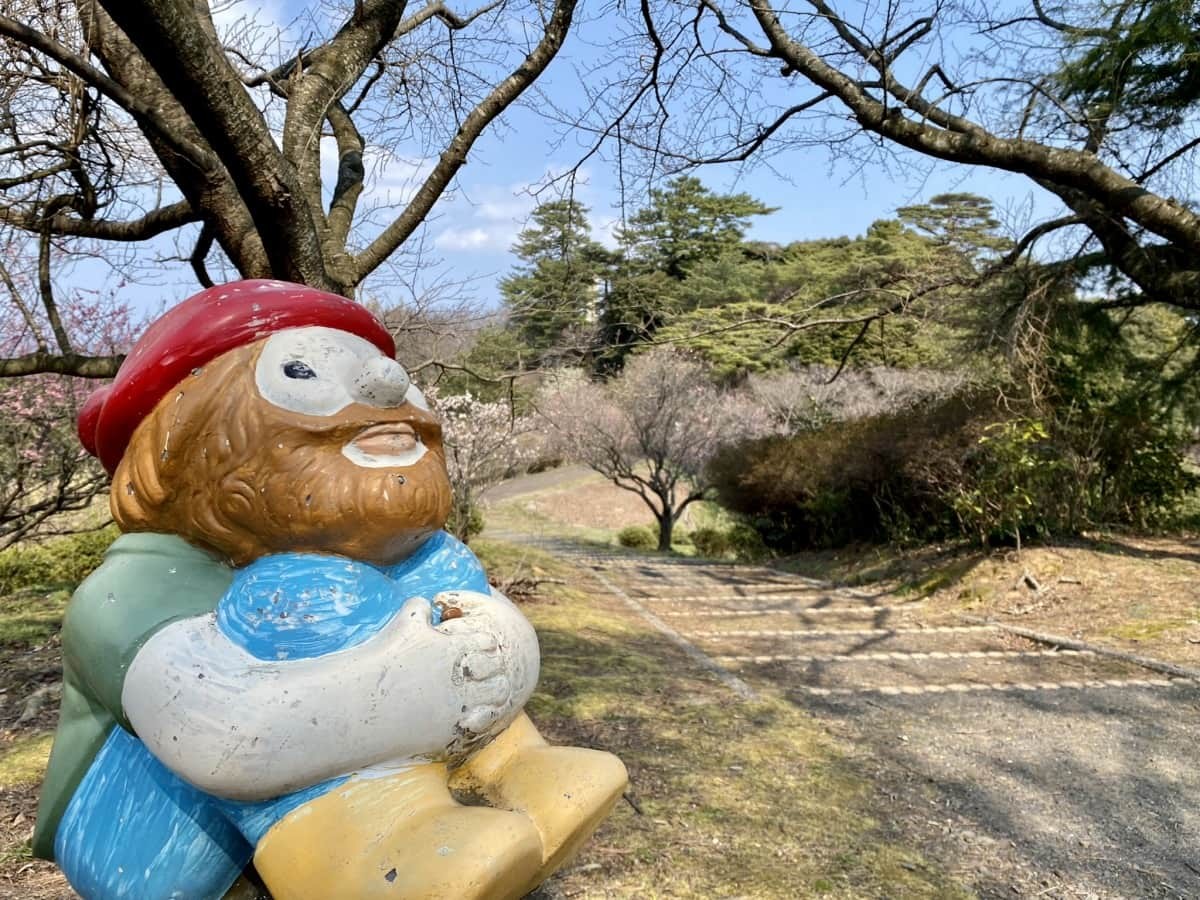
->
(0, 733, 53, 788)
(897, 558, 977, 599)
(1107, 617, 1197, 642)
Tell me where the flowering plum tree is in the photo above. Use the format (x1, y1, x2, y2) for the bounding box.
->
(0, 266, 138, 545)
(538, 349, 773, 550)
(431, 389, 536, 543)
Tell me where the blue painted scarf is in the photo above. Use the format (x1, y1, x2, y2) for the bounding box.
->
(216, 530, 490, 660)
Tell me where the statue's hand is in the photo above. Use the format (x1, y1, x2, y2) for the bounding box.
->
(432, 590, 540, 755)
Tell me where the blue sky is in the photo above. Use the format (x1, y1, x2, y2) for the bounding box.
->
(72, 0, 1067, 320)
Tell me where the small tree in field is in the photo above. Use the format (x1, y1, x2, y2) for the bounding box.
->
(539, 349, 772, 550)
(432, 390, 535, 544)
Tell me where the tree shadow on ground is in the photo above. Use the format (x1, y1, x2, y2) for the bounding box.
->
(527, 620, 968, 897)
(794, 682, 1200, 899)
(1066, 534, 1200, 566)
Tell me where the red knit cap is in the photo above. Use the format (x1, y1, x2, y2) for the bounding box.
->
(79, 279, 396, 475)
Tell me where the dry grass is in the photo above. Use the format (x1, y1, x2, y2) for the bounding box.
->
(774, 535, 1199, 667)
(917, 536, 1200, 667)
(484, 468, 1198, 667)
(476, 540, 970, 899)
(483, 470, 725, 549)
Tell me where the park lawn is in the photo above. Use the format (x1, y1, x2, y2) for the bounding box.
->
(0, 586, 69, 897)
(482, 468, 732, 554)
(484, 470, 1200, 671)
(475, 539, 970, 899)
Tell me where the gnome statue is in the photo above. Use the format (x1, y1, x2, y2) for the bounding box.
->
(32, 280, 627, 900)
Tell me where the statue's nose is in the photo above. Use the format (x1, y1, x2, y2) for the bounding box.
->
(353, 357, 411, 407)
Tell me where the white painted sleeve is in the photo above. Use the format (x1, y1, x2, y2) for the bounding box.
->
(121, 591, 539, 801)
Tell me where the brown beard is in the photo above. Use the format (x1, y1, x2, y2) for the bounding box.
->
(112, 341, 453, 567)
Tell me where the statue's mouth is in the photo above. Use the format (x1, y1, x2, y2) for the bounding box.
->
(343, 421, 427, 468)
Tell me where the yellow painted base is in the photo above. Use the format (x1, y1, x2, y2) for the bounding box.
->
(254, 763, 542, 900)
(254, 714, 627, 899)
(451, 713, 629, 893)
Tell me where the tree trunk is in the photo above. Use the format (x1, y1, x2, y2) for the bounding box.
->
(451, 495, 473, 545)
(656, 511, 674, 552)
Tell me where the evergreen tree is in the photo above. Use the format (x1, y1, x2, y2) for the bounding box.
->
(597, 177, 774, 370)
(896, 193, 1011, 268)
(499, 200, 609, 360)
(617, 176, 776, 282)
(1057, 0, 1200, 131)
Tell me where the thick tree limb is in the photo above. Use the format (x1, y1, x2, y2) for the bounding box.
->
(745, 0, 1200, 259)
(0, 352, 124, 377)
(0, 200, 198, 241)
(352, 0, 580, 281)
(97, 0, 334, 290)
(74, 2, 270, 279)
(1040, 181, 1200, 310)
(282, 0, 409, 257)
(327, 104, 365, 249)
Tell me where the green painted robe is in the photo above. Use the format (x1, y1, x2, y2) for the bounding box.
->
(33, 532, 233, 860)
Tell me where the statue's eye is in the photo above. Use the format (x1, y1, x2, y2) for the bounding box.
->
(283, 360, 317, 379)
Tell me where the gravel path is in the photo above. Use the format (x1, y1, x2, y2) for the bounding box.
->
(500, 532, 1200, 899)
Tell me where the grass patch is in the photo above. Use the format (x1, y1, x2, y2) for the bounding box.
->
(472, 537, 592, 601)
(896, 557, 980, 599)
(1106, 617, 1197, 642)
(0, 589, 69, 648)
(486, 498, 620, 547)
(497, 539, 969, 898)
(0, 733, 53, 788)
(0, 735, 53, 875)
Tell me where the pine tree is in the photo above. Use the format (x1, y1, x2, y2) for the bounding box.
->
(617, 176, 776, 282)
(499, 200, 609, 360)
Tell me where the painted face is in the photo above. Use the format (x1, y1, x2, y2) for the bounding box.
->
(255, 327, 432, 468)
(113, 328, 453, 566)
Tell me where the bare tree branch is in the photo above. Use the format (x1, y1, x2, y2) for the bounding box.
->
(352, 0, 580, 282)
(0, 13, 215, 170)
(190, 222, 215, 289)
(0, 200, 199, 241)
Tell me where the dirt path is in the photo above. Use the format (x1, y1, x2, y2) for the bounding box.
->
(503, 532, 1200, 899)
(481, 465, 595, 504)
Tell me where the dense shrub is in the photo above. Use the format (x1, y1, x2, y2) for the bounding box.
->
(710, 302, 1200, 550)
(0, 526, 118, 595)
(446, 505, 486, 541)
(617, 525, 657, 549)
(726, 522, 769, 561)
(689, 523, 768, 560)
(712, 386, 1198, 550)
(709, 394, 981, 550)
(689, 526, 730, 558)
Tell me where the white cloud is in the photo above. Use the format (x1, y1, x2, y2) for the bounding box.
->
(433, 225, 512, 251)
(428, 165, 606, 256)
